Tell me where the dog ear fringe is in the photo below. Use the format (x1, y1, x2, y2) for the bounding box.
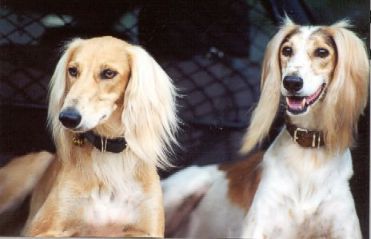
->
(47, 38, 84, 161)
(240, 22, 298, 155)
(124, 46, 179, 169)
(321, 24, 369, 153)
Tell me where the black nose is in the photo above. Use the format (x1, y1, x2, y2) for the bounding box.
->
(283, 75, 303, 93)
(59, 107, 81, 129)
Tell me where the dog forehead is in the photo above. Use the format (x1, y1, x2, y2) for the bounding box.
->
(286, 26, 334, 48)
(285, 26, 318, 44)
(70, 36, 130, 67)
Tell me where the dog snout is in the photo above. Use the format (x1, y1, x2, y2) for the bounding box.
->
(283, 75, 303, 93)
(59, 107, 82, 129)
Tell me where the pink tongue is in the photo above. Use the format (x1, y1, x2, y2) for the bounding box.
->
(306, 86, 322, 104)
(286, 97, 305, 110)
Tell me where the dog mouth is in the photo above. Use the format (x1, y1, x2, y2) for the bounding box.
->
(285, 84, 326, 114)
(74, 115, 107, 131)
(60, 112, 109, 133)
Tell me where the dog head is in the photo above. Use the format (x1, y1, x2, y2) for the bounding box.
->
(241, 19, 369, 153)
(48, 36, 178, 167)
(280, 25, 336, 116)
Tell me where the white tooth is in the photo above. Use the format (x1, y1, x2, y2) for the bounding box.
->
(301, 98, 306, 108)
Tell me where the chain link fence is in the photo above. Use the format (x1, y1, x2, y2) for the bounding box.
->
(0, 0, 281, 165)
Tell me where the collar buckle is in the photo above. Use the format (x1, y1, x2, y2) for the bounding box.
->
(72, 134, 85, 146)
(293, 127, 308, 144)
(285, 118, 325, 148)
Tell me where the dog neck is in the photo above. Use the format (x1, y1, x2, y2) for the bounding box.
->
(285, 107, 325, 148)
(74, 131, 127, 153)
(94, 104, 125, 138)
(285, 119, 324, 148)
(269, 129, 349, 177)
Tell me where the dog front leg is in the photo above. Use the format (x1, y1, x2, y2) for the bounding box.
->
(141, 198, 165, 237)
(321, 202, 362, 239)
(136, 190, 165, 237)
(23, 217, 78, 237)
(32, 229, 77, 237)
(121, 211, 163, 238)
(240, 209, 266, 239)
(22, 198, 79, 237)
(240, 201, 287, 239)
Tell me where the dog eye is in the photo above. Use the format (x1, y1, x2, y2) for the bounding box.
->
(101, 69, 117, 79)
(314, 48, 329, 58)
(282, 46, 293, 57)
(68, 67, 78, 77)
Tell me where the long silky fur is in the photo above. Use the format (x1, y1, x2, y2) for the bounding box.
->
(47, 38, 84, 162)
(124, 45, 178, 169)
(47, 39, 178, 169)
(240, 20, 298, 154)
(321, 21, 369, 153)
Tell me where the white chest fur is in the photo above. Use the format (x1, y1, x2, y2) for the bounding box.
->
(82, 150, 146, 228)
(242, 130, 361, 239)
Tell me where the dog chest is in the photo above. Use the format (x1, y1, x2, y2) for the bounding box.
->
(244, 140, 356, 238)
(82, 151, 147, 228)
(83, 181, 145, 226)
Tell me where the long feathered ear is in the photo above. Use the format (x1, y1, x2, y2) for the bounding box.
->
(322, 23, 369, 153)
(47, 38, 83, 160)
(124, 46, 178, 169)
(240, 22, 298, 154)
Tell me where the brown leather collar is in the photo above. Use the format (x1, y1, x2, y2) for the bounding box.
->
(285, 121, 325, 148)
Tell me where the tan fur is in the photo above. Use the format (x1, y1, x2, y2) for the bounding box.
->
(0, 152, 53, 214)
(0, 36, 177, 237)
(240, 22, 298, 153)
(279, 30, 337, 76)
(219, 152, 263, 211)
(321, 24, 369, 152)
